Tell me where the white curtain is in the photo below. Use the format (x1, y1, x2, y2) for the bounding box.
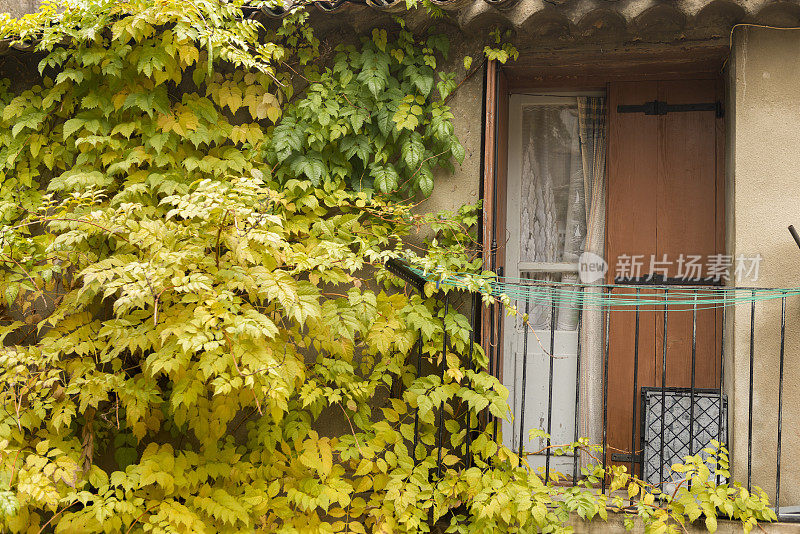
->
(518, 104, 586, 330)
(576, 96, 607, 466)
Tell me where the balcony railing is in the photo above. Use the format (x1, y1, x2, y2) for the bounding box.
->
(386, 259, 799, 522)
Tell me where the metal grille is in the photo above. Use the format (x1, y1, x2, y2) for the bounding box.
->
(641, 387, 727, 486)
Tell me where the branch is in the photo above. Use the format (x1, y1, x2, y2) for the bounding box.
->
(443, 58, 487, 106)
(41, 217, 130, 243)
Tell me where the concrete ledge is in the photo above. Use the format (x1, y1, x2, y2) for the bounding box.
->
(567, 513, 798, 533)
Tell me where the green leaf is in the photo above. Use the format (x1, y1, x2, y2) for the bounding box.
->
(12, 110, 47, 137)
(416, 164, 434, 197)
(376, 108, 394, 138)
(358, 48, 389, 99)
(401, 133, 424, 170)
(273, 119, 304, 160)
(450, 137, 465, 164)
(372, 29, 387, 52)
(289, 152, 327, 185)
(406, 65, 434, 97)
(340, 135, 371, 164)
(426, 34, 449, 59)
(369, 163, 399, 194)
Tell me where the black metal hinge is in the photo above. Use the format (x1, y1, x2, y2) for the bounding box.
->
(617, 100, 724, 118)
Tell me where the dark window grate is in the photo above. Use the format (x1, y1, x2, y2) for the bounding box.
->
(641, 387, 728, 486)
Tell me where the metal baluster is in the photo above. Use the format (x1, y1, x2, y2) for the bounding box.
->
(688, 292, 698, 490)
(717, 301, 727, 486)
(659, 288, 669, 489)
(492, 269, 504, 442)
(545, 286, 556, 482)
(776, 294, 786, 518)
(748, 291, 755, 492)
(436, 296, 449, 478)
(466, 293, 478, 470)
(488, 293, 496, 433)
(518, 289, 530, 467)
(573, 285, 584, 486)
(466, 335, 474, 469)
(602, 288, 611, 494)
(413, 337, 423, 464)
(630, 288, 641, 486)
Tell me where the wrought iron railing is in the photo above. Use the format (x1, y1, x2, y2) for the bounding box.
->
(385, 259, 798, 522)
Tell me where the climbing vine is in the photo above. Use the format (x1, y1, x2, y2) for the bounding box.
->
(0, 0, 777, 532)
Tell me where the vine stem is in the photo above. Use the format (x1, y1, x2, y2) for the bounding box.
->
(151, 285, 174, 326)
(125, 504, 157, 534)
(37, 502, 78, 534)
(215, 210, 230, 268)
(8, 448, 21, 487)
(443, 58, 487, 106)
(337, 401, 364, 456)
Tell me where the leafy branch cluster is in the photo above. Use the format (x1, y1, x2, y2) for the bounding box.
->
(268, 21, 464, 198)
(0, 0, 778, 533)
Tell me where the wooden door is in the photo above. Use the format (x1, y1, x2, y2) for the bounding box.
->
(606, 81, 660, 474)
(605, 79, 724, 474)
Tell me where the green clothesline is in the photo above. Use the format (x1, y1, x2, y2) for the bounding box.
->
(410, 267, 800, 311)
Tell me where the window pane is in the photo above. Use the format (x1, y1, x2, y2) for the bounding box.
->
(519, 103, 587, 265)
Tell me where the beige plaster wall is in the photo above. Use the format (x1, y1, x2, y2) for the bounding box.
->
(728, 26, 800, 506)
(0, 0, 38, 17)
(417, 25, 485, 218)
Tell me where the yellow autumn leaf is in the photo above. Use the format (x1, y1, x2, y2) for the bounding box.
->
(112, 90, 128, 110)
(230, 124, 248, 145)
(177, 110, 199, 132)
(442, 454, 459, 466)
(354, 459, 372, 477)
(220, 84, 243, 113)
(318, 437, 333, 479)
(266, 106, 281, 123)
(178, 44, 199, 66)
(157, 113, 176, 132)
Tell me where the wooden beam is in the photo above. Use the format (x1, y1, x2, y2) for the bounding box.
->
(505, 41, 729, 91)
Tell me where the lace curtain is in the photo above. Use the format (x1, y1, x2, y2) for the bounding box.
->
(518, 99, 602, 329)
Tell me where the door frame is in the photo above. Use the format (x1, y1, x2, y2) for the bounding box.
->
(484, 52, 727, 373)
(484, 56, 727, 472)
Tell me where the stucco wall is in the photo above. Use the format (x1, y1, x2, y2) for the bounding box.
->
(417, 25, 485, 217)
(0, 0, 38, 17)
(728, 26, 800, 506)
